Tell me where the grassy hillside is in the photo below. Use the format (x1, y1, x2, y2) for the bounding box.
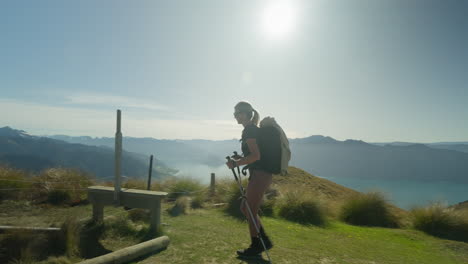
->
(0, 127, 177, 179)
(1, 166, 467, 264)
(271, 167, 407, 220)
(1, 202, 466, 264)
(139, 207, 468, 264)
(452, 201, 468, 211)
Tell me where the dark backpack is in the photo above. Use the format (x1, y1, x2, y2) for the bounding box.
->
(257, 126, 282, 174)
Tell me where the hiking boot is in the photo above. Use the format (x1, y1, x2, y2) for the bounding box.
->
(237, 237, 263, 258)
(259, 227, 273, 250)
(259, 234, 273, 250)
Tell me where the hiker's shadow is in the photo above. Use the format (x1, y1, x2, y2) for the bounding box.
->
(236, 256, 271, 264)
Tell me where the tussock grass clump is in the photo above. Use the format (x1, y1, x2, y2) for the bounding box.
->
(224, 179, 277, 219)
(224, 179, 247, 219)
(60, 217, 81, 258)
(168, 196, 190, 216)
(190, 192, 206, 209)
(163, 177, 204, 200)
(340, 191, 400, 227)
(411, 202, 468, 242)
(259, 198, 275, 217)
(122, 177, 162, 191)
(128, 208, 151, 223)
(0, 228, 66, 264)
(208, 177, 233, 203)
(47, 190, 71, 205)
(277, 189, 328, 226)
(32, 168, 95, 205)
(0, 165, 32, 201)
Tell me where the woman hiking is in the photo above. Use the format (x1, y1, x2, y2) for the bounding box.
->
(225, 101, 273, 258)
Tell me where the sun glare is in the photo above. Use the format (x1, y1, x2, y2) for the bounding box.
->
(261, 1, 298, 40)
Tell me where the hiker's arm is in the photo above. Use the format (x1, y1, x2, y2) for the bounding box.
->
(236, 138, 261, 166)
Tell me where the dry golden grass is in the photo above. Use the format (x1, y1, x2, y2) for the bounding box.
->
(273, 167, 408, 220)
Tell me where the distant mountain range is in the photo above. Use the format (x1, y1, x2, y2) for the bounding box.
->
(0, 127, 176, 180)
(290, 136, 468, 183)
(49, 135, 238, 168)
(47, 133, 468, 183)
(372, 141, 468, 153)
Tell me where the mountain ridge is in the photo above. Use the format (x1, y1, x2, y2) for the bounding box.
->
(0, 126, 176, 179)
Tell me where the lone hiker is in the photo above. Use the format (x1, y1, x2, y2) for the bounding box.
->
(225, 101, 274, 258)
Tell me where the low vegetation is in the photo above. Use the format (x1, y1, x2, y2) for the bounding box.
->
(411, 202, 468, 242)
(0, 165, 94, 206)
(340, 191, 401, 227)
(277, 188, 328, 226)
(223, 179, 247, 219)
(168, 196, 191, 216)
(163, 177, 205, 200)
(1, 166, 467, 264)
(190, 192, 206, 209)
(0, 165, 33, 201)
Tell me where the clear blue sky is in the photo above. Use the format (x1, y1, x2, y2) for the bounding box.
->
(1, 0, 467, 142)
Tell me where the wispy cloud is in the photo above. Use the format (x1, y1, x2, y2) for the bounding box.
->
(0, 98, 241, 139)
(65, 93, 170, 111)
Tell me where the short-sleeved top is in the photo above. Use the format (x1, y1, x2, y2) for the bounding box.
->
(241, 124, 262, 170)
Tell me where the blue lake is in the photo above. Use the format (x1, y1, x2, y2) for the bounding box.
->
(323, 176, 468, 210)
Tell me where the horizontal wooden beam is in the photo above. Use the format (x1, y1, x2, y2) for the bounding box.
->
(77, 235, 170, 264)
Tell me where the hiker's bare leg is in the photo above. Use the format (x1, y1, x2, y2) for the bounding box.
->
(240, 170, 272, 237)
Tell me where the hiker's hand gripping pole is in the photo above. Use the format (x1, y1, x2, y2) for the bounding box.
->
(225, 156, 239, 180)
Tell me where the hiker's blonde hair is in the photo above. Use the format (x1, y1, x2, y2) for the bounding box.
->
(235, 101, 260, 126)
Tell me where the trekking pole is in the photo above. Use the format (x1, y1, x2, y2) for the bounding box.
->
(226, 156, 273, 263)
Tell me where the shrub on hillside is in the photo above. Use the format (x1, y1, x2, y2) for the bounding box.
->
(259, 197, 275, 217)
(60, 217, 82, 258)
(190, 192, 206, 209)
(47, 190, 72, 205)
(340, 191, 400, 227)
(224, 179, 247, 219)
(163, 178, 204, 200)
(277, 189, 328, 226)
(411, 202, 468, 242)
(0, 166, 32, 201)
(0, 228, 66, 264)
(122, 177, 162, 191)
(168, 196, 190, 216)
(122, 178, 147, 190)
(32, 168, 95, 205)
(224, 179, 277, 219)
(208, 177, 233, 203)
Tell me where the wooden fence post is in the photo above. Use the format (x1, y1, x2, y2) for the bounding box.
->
(210, 173, 215, 196)
(114, 109, 122, 205)
(147, 155, 153, 190)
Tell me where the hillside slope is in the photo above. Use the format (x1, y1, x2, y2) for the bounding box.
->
(0, 126, 176, 179)
(451, 200, 468, 211)
(272, 166, 406, 217)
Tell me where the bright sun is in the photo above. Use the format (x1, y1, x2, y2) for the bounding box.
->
(261, 1, 298, 40)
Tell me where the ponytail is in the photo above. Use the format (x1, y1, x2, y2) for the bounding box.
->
(252, 109, 260, 126)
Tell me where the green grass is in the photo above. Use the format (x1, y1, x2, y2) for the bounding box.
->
(133, 206, 468, 264)
(1, 166, 467, 264)
(1, 201, 467, 264)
